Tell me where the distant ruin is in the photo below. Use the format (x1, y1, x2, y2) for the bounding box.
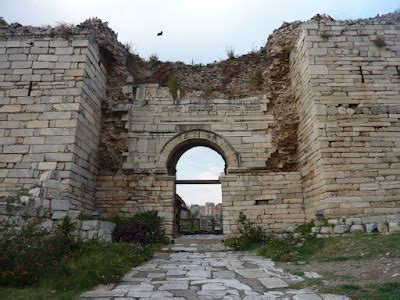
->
(0, 12, 399, 237)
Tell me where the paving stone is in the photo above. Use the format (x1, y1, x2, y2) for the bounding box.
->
(117, 283, 154, 291)
(186, 269, 211, 279)
(202, 283, 226, 290)
(258, 277, 289, 289)
(198, 289, 227, 298)
(147, 272, 165, 278)
(236, 268, 270, 279)
(80, 289, 127, 298)
(304, 272, 322, 279)
(166, 270, 187, 276)
(213, 270, 236, 279)
(82, 250, 349, 299)
(293, 294, 322, 300)
(158, 281, 188, 290)
(321, 294, 350, 300)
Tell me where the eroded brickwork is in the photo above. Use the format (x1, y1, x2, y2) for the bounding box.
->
(0, 32, 106, 212)
(1, 13, 400, 237)
(293, 16, 400, 221)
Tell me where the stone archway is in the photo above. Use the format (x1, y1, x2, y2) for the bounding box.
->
(160, 130, 239, 236)
(158, 129, 240, 175)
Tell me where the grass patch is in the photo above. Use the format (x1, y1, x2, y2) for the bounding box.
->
(167, 75, 179, 100)
(290, 270, 305, 276)
(0, 241, 155, 300)
(256, 235, 324, 262)
(312, 233, 400, 262)
(321, 282, 400, 300)
(1, 215, 160, 299)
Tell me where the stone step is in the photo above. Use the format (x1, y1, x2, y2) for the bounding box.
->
(173, 237, 224, 245)
(162, 242, 227, 253)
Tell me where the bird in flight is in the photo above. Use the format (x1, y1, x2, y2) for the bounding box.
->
(157, 31, 163, 36)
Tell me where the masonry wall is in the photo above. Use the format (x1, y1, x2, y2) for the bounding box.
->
(221, 171, 304, 235)
(0, 35, 106, 211)
(122, 84, 273, 171)
(294, 19, 400, 219)
(95, 173, 175, 236)
(291, 28, 328, 220)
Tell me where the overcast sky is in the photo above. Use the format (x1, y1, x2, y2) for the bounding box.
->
(1, 1, 398, 206)
(176, 147, 224, 206)
(1, 0, 398, 64)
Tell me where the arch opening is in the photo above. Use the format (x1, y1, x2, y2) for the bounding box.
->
(167, 138, 228, 176)
(172, 145, 226, 236)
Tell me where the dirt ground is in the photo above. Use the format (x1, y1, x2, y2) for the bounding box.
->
(279, 256, 400, 287)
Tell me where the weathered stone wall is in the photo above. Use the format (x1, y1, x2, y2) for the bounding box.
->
(0, 32, 106, 212)
(1, 13, 400, 239)
(221, 171, 304, 235)
(291, 27, 327, 220)
(96, 173, 175, 236)
(122, 84, 272, 171)
(293, 17, 400, 220)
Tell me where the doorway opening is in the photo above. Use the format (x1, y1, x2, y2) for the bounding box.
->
(173, 146, 225, 236)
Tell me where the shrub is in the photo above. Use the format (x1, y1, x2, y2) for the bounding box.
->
(320, 30, 331, 41)
(224, 211, 266, 250)
(251, 68, 263, 88)
(0, 217, 78, 286)
(56, 22, 75, 39)
(372, 36, 386, 48)
(257, 227, 324, 262)
(148, 53, 159, 68)
(112, 210, 168, 245)
(226, 46, 236, 59)
(167, 75, 179, 100)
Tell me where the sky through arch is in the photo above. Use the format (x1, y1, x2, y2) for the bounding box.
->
(176, 146, 225, 205)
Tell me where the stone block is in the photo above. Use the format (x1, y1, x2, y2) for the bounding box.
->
(38, 54, 58, 62)
(99, 221, 115, 232)
(98, 229, 112, 242)
(388, 222, 400, 233)
(345, 218, 361, 225)
(87, 230, 98, 239)
(39, 219, 54, 229)
(52, 211, 68, 220)
(361, 215, 386, 224)
(64, 69, 85, 76)
(309, 65, 328, 75)
(68, 211, 81, 219)
(72, 40, 89, 47)
(350, 225, 365, 233)
(51, 199, 70, 211)
(259, 277, 289, 289)
(311, 226, 321, 234)
(55, 47, 74, 55)
(11, 61, 32, 69)
(386, 215, 400, 223)
(38, 162, 57, 170)
(366, 223, 377, 233)
(81, 220, 99, 230)
(320, 226, 333, 234)
(79, 230, 88, 239)
(333, 225, 350, 234)
(0, 154, 22, 163)
(50, 40, 69, 47)
(328, 219, 339, 225)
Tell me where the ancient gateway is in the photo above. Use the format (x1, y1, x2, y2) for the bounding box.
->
(1, 13, 400, 238)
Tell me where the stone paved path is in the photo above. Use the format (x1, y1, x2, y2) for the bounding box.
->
(80, 251, 349, 299)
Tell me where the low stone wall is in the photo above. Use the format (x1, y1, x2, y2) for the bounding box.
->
(0, 185, 115, 242)
(78, 220, 115, 242)
(221, 171, 305, 235)
(311, 214, 400, 238)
